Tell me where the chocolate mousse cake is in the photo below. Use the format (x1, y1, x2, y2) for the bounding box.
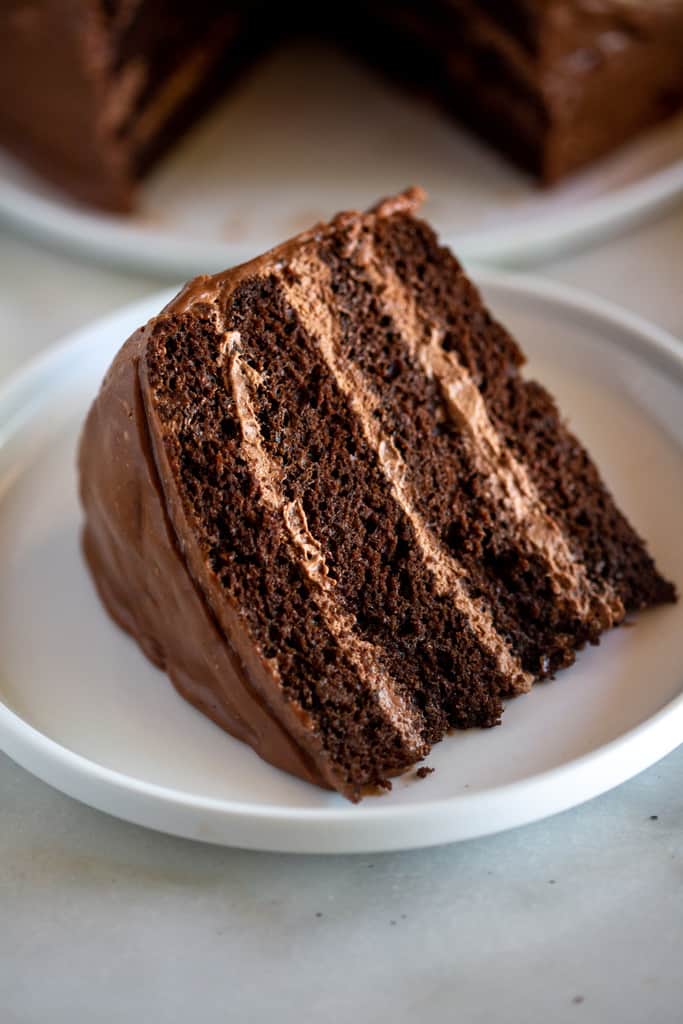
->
(3, 2, 683, 209)
(78, 188, 675, 800)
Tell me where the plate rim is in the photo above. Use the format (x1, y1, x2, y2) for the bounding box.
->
(1, 142, 683, 276)
(0, 269, 682, 853)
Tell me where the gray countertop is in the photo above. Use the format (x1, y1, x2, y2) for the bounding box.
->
(1, 203, 682, 1024)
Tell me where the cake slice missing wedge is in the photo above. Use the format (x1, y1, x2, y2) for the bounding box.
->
(78, 188, 676, 800)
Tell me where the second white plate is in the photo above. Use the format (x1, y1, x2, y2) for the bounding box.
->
(2, 42, 683, 276)
(0, 272, 682, 853)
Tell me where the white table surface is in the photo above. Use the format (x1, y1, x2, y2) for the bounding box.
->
(1, 206, 682, 1024)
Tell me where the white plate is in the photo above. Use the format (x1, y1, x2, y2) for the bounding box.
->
(2, 42, 683, 276)
(0, 273, 682, 854)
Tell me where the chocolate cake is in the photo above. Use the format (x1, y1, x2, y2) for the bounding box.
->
(0, 1, 271, 211)
(344, 1, 683, 184)
(3, 2, 683, 209)
(78, 188, 675, 800)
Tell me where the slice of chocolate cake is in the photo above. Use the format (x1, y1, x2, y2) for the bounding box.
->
(78, 188, 675, 800)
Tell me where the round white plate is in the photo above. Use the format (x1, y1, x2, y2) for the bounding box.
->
(2, 42, 683, 276)
(0, 273, 682, 853)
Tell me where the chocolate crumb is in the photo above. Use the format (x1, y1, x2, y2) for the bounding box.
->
(416, 766, 434, 779)
(361, 778, 394, 798)
(572, 996, 584, 1005)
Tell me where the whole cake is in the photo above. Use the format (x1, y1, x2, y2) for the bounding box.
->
(3, 1, 683, 210)
(79, 188, 675, 800)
